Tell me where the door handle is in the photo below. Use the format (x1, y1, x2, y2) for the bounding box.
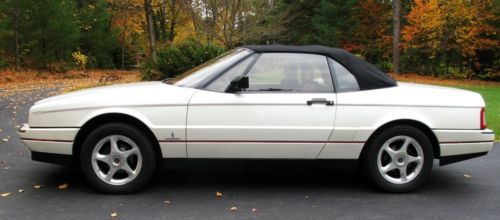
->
(307, 98, 334, 106)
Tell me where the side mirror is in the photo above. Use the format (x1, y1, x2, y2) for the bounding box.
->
(226, 75, 249, 93)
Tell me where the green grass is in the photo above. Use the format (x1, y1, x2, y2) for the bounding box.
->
(458, 86, 499, 140)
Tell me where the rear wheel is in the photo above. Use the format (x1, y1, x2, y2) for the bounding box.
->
(80, 123, 156, 193)
(362, 125, 433, 193)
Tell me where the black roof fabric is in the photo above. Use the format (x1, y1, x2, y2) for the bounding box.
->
(243, 45, 396, 90)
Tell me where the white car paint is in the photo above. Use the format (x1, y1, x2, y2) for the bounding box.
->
(19, 80, 495, 161)
(186, 91, 336, 158)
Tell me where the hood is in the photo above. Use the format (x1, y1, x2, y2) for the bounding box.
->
(31, 82, 197, 114)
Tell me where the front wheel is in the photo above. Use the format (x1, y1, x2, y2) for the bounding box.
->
(362, 125, 434, 193)
(80, 123, 157, 193)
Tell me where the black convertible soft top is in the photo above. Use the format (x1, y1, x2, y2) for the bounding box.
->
(243, 45, 396, 90)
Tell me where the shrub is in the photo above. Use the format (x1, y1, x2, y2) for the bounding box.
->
(155, 39, 225, 79)
(140, 59, 162, 81)
(72, 50, 88, 70)
(0, 58, 9, 70)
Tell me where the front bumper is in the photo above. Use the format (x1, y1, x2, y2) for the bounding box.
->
(18, 124, 79, 155)
(434, 129, 495, 165)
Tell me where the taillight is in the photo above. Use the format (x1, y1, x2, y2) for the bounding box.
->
(480, 107, 487, 130)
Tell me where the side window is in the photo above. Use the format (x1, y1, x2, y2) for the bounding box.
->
(245, 53, 334, 93)
(328, 58, 360, 92)
(205, 55, 255, 92)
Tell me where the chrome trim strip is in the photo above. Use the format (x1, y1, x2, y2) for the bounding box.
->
(189, 103, 305, 106)
(481, 131, 495, 135)
(21, 138, 73, 143)
(439, 141, 494, 144)
(33, 102, 481, 115)
(33, 104, 186, 114)
(159, 140, 365, 144)
(433, 128, 482, 130)
(336, 104, 482, 108)
(28, 126, 81, 129)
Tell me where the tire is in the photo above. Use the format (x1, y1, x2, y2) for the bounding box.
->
(361, 125, 433, 193)
(80, 122, 157, 194)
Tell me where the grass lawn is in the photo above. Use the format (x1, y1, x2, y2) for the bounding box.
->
(459, 86, 500, 140)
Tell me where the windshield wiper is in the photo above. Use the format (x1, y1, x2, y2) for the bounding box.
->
(255, 88, 292, 91)
(162, 78, 173, 84)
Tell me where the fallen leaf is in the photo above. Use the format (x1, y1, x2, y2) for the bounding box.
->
(251, 208, 257, 213)
(463, 174, 472, 178)
(33, 184, 43, 189)
(230, 206, 237, 212)
(1, 193, 11, 197)
(18, 189, 25, 193)
(58, 183, 69, 189)
(216, 191, 223, 198)
(110, 212, 118, 217)
(164, 200, 171, 204)
(1, 139, 8, 142)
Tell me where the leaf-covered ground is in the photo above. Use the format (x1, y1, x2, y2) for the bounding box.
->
(0, 70, 141, 99)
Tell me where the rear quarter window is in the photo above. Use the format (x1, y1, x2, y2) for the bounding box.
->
(328, 58, 360, 92)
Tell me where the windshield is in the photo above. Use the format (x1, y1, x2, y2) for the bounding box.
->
(167, 48, 252, 88)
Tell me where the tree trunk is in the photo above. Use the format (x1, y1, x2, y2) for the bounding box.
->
(392, 0, 401, 74)
(121, 22, 127, 69)
(13, 1, 20, 70)
(187, 0, 201, 39)
(168, 0, 177, 42)
(159, 0, 168, 42)
(42, 28, 47, 69)
(144, 0, 157, 63)
(209, 0, 218, 45)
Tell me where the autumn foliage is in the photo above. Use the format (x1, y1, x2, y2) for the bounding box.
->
(0, 0, 498, 80)
(402, 0, 498, 79)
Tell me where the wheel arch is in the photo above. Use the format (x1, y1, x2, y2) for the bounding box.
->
(360, 119, 440, 160)
(72, 113, 162, 167)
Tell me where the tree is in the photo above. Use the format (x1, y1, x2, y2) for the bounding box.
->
(352, 0, 392, 67)
(0, 0, 31, 70)
(78, 0, 119, 68)
(156, 0, 180, 43)
(403, 0, 498, 78)
(392, 0, 401, 74)
(144, 0, 157, 63)
(311, 0, 357, 47)
(272, 0, 319, 44)
(26, 0, 80, 68)
(109, 0, 143, 69)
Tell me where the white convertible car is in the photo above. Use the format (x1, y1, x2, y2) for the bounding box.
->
(19, 45, 495, 193)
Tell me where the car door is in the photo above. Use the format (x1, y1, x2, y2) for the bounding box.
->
(186, 53, 337, 158)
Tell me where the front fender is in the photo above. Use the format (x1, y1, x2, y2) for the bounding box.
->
(78, 107, 155, 128)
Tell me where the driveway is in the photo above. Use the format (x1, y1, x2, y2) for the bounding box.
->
(1, 85, 499, 219)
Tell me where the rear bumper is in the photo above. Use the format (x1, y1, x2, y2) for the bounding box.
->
(18, 124, 78, 155)
(434, 129, 495, 165)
